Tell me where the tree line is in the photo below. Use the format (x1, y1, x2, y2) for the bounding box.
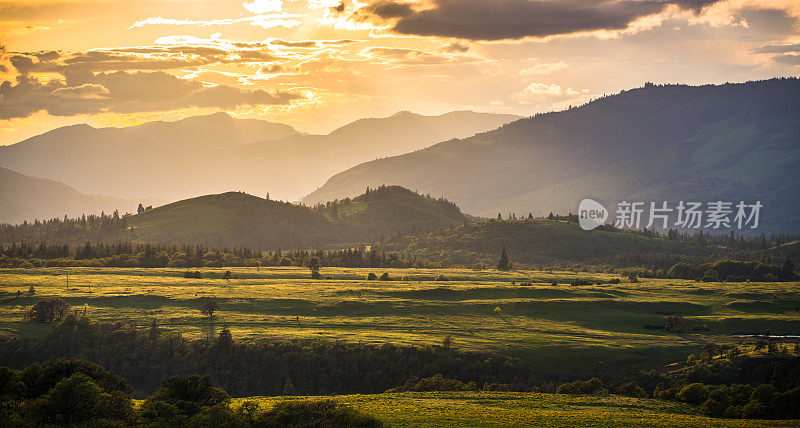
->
(0, 242, 433, 269)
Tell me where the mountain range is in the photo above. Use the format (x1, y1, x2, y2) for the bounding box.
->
(0, 110, 519, 204)
(0, 166, 158, 225)
(305, 78, 800, 234)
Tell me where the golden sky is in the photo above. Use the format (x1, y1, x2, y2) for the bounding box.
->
(1, 0, 799, 145)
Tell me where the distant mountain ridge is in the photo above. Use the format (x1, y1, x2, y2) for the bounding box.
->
(0, 166, 155, 224)
(304, 78, 800, 234)
(0, 110, 519, 202)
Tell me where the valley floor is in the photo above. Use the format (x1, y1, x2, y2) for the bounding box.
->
(1, 266, 798, 378)
(233, 391, 797, 427)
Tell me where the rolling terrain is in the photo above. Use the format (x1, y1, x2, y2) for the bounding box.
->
(1, 267, 797, 387)
(305, 78, 800, 234)
(124, 185, 467, 248)
(0, 111, 519, 203)
(0, 166, 156, 224)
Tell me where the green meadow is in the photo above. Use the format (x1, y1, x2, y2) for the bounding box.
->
(232, 391, 798, 427)
(2, 266, 798, 379)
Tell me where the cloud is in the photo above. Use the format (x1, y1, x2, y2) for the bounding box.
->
(510, 81, 589, 104)
(518, 62, 569, 76)
(360, 46, 479, 65)
(439, 41, 469, 53)
(754, 43, 800, 54)
(243, 0, 283, 14)
(50, 83, 110, 100)
(259, 63, 287, 73)
(8, 45, 282, 74)
(773, 54, 800, 65)
(129, 13, 303, 29)
(0, 70, 303, 119)
(336, 0, 727, 40)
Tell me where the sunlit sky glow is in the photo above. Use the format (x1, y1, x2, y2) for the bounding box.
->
(1, 0, 798, 144)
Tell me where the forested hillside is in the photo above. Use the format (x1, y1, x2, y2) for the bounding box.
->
(0, 186, 467, 249)
(305, 78, 800, 234)
(374, 218, 800, 273)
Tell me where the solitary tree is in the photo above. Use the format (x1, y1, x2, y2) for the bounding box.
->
(497, 246, 510, 271)
(201, 300, 219, 318)
(306, 257, 321, 279)
(27, 298, 70, 323)
(442, 335, 453, 350)
(137, 204, 145, 214)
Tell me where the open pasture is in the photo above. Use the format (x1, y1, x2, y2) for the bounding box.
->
(1, 266, 798, 376)
(236, 391, 798, 427)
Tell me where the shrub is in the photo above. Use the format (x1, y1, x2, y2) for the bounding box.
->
(556, 378, 606, 395)
(140, 375, 230, 424)
(366, 273, 378, 280)
(388, 374, 475, 392)
(742, 400, 765, 419)
(379, 273, 391, 281)
(257, 399, 383, 427)
(701, 269, 719, 282)
(201, 300, 219, 318)
(26, 298, 70, 323)
(700, 398, 726, 417)
(677, 383, 709, 405)
(617, 381, 647, 397)
(20, 372, 133, 425)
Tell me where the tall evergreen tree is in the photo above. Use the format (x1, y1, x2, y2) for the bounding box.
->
(497, 246, 510, 271)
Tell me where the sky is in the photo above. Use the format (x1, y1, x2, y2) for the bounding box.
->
(0, 0, 798, 145)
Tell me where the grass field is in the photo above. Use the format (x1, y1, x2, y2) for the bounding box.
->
(233, 391, 797, 427)
(1, 266, 798, 378)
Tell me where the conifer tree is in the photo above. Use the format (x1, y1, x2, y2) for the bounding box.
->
(497, 246, 510, 271)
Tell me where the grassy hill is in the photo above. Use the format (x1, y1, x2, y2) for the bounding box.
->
(304, 78, 800, 234)
(126, 186, 467, 248)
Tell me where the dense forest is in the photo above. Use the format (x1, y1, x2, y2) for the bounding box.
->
(305, 78, 800, 234)
(374, 218, 800, 275)
(2, 211, 799, 275)
(0, 242, 429, 269)
(1, 316, 798, 423)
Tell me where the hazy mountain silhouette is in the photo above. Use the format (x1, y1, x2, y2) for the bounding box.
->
(305, 78, 800, 234)
(0, 166, 156, 224)
(0, 111, 519, 202)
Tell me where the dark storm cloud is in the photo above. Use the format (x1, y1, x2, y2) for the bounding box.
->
(0, 70, 303, 119)
(755, 43, 800, 54)
(341, 0, 724, 40)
